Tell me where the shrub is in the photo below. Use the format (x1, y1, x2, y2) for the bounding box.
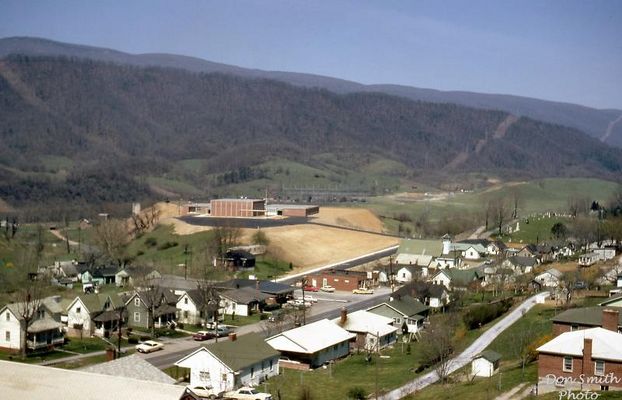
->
(463, 298, 513, 329)
(157, 241, 178, 250)
(145, 237, 157, 247)
(128, 336, 138, 344)
(347, 387, 367, 400)
(259, 313, 268, 320)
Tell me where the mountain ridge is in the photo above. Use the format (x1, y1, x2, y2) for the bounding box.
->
(1, 36, 621, 148)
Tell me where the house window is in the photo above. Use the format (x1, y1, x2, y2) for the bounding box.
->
(570, 325, 579, 331)
(250, 367, 254, 378)
(5, 331, 9, 341)
(594, 360, 605, 376)
(184, 297, 188, 305)
(199, 370, 210, 381)
(563, 356, 573, 372)
(334, 279, 339, 282)
(5, 312, 9, 321)
(134, 312, 140, 322)
(76, 307, 81, 314)
(183, 311, 189, 318)
(104, 299, 111, 309)
(222, 373, 227, 382)
(134, 298, 140, 307)
(37, 309, 45, 319)
(333, 344, 339, 351)
(270, 360, 273, 371)
(344, 280, 350, 283)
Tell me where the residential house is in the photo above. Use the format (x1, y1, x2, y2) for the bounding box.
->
(537, 328, 622, 393)
(82, 354, 176, 384)
(0, 296, 65, 352)
(451, 242, 487, 260)
(536, 245, 555, 263)
(551, 307, 621, 336)
(376, 265, 397, 286)
(594, 247, 617, 262)
(92, 266, 119, 285)
(66, 293, 125, 338)
(398, 238, 444, 259)
(175, 333, 279, 393)
(266, 319, 355, 369)
(332, 309, 398, 352)
(534, 268, 563, 288)
(0, 360, 184, 400)
(125, 288, 178, 330)
(224, 250, 256, 270)
(487, 240, 507, 256)
(306, 269, 369, 292)
(435, 250, 463, 269)
(578, 252, 599, 267)
(430, 267, 485, 291)
(552, 244, 575, 260)
(115, 266, 161, 287)
(367, 296, 429, 335)
(472, 350, 501, 377)
(152, 274, 202, 296)
(392, 281, 450, 309)
(219, 287, 271, 317)
(599, 295, 622, 308)
(215, 279, 294, 305)
(177, 289, 223, 326)
(517, 244, 539, 259)
(502, 256, 537, 274)
(395, 265, 427, 283)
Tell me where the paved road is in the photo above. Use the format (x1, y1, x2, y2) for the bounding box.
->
(379, 292, 550, 400)
(143, 287, 394, 369)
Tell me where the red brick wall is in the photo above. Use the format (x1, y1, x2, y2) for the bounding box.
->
(539, 353, 622, 390)
(308, 272, 365, 291)
(211, 200, 263, 217)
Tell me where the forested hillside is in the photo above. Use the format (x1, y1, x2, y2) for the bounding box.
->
(0, 55, 621, 217)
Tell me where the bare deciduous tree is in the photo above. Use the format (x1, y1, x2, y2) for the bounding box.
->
(420, 314, 458, 384)
(130, 206, 161, 236)
(15, 279, 44, 358)
(93, 219, 130, 266)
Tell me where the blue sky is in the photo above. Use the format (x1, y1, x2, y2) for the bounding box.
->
(1, 0, 620, 109)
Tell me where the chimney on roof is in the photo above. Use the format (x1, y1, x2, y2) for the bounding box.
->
(602, 309, 619, 332)
(340, 307, 347, 325)
(582, 337, 592, 372)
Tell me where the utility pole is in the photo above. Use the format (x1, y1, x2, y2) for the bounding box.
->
(301, 277, 307, 325)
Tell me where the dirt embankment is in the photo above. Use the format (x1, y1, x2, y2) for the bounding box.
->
(160, 205, 396, 270)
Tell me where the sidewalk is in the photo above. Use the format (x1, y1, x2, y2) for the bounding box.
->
(38, 345, 135, 366)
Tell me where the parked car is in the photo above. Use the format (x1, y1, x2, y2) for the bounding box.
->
(135, 340, 164, 353)
(223, 387, 272, 400)
(192, 330, 214, 341)
(303, 285, 319, 292)
(208, 326, 231, 338)
(352, 287, 374, 294)
(320, 285, 335, 292)
(188, 384, 224, 399)
(298, 295, 317, 303)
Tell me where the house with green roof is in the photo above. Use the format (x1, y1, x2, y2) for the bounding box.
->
(367, 296, 429, 334)
(66, 293, 125, 338)
(174, 332, 279, 393)
(430, 267, 485, 290)
(471, 350, 501, 377)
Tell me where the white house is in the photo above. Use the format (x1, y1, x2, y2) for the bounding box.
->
(0, 296, 65, 352)
(367, 297, 429, 335)
(266, 319, 355, 368)
(471, 350, 501, 377)
(395, 265, 427, 283)
(534, 268, 563, 288)
(66, 293, 125, 338)
(219, 287, 270, 317)
(175, 333, 279, 393)
(332, 309, 398, 352)
(594, 247, 617, 262)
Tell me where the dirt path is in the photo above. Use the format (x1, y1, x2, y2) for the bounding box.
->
(49, 229, 80, 246)
(444, 114, 518, 170)
(494, 383, 532, 400)
(601, 113, 622, 143)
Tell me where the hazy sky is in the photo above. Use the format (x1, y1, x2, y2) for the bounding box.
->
(1, 0, 620, 109)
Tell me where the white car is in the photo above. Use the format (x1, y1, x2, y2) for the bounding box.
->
(224, 387, 272, 400)
(320, 285, 335, 292)
(298, 295, 317, 303)
(135, 340, 164, 353)
(188, 385, 223, 399)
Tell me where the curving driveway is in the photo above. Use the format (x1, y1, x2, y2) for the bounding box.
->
(380, 292, 550, 400)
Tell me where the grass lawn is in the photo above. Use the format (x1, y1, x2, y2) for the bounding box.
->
(51, 353, 111, 369)
(494, 215, 572, 244)
(238, 257, 291, 280)
(61, 337, 131, 354)
(268, 345, 422, 400)
(0, 349, 72, 364)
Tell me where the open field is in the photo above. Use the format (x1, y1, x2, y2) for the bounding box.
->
(357, 178, 621, 236)
(309, 206, 385, 233)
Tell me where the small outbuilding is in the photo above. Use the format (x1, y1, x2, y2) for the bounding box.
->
(471, 350, 501, 377)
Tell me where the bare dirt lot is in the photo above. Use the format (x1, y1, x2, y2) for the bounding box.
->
(161, 205, 397, 270)
(308, 207, 385, 233)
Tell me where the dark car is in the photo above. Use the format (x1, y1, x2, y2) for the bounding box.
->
(209, 326, 231, 338)
(192, 330, 215, 341)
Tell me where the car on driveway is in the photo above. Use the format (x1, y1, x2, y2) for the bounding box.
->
(320, 285, 335, 292)
(209, 326, 231, 338)
(188, 384, 223, 399)
(192, 330, 214, 341)
(135, 340, 164, 353)
(352, 287, 374, 294)
(223, 387, 272, 400)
